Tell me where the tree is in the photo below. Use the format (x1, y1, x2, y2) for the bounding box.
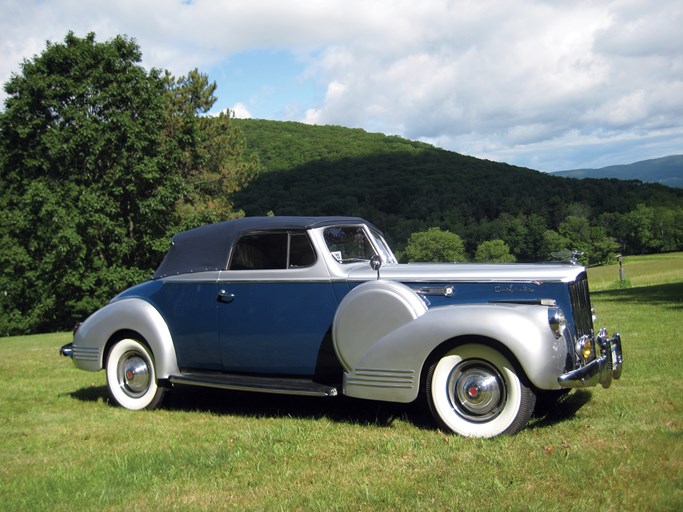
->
(556, 215, 618, 265)
(0, 32, 259, 335)
(587, 226, 620, 265)
(623, 204, 660, 254)
(654, 206, 683, 252)
(474, 240, 516, 263)
(539, 229, 571, 261)
(173, 111, 261, 229)
(402, 227, 466, 262)
(0, 32, 179, 334)
(159, 69, 261, 230)
(474, 212, 547, 261)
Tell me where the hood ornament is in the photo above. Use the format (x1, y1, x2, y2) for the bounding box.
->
(551, 250, 584, 265)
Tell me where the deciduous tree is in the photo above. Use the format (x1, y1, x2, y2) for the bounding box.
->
(0, 32, 178, 333)
(402, 227, 466, 262)
(0, 33, 259, 334)
(474, 240, 516, 263)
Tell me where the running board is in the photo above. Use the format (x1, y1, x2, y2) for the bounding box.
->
(169, 372, 338, 397)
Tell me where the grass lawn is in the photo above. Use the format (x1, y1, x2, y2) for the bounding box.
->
(1, 253, 681, 511)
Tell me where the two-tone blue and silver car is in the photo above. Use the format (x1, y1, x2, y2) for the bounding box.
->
(60, 216, 623, 437)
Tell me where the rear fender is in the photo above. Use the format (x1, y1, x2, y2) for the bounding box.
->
(72, 298, 179, 378)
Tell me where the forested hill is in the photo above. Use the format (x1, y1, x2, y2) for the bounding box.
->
(232, 119, 683, 254)
(233, 119, 436, 172)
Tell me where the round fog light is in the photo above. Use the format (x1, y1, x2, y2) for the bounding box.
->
(575, 337, 592, 360)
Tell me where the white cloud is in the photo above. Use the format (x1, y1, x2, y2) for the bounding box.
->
(293, 1, 682, 170)
(1, 0, 682, 171)
(230, 103, 252, 119)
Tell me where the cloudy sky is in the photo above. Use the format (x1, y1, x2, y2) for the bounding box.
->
(2, 0, 681, 172)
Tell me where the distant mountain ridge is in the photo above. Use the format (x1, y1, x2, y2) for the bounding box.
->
(552, 155, 683, 188)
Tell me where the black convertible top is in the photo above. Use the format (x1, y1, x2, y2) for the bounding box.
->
(152, 216, 373, 279)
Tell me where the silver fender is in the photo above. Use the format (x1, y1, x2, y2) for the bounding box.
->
(333, 280, 429, 371)
(340, 301, 568, 403)
(72, 298, 179, 379)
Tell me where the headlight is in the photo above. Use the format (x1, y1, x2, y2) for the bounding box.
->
(548, 308, 567, 339)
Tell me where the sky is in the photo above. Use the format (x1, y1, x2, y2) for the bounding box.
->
(1, 0, 682, 172)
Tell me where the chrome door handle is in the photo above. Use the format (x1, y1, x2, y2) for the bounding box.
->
(218, 290, 235, 303)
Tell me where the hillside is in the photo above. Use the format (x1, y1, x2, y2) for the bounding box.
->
(232, 119, 683, 252)
(233, 119, 436, 172)
(552, 155, 683, 188)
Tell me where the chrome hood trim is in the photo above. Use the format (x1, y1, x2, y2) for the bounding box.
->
(347, 262, 585, 283)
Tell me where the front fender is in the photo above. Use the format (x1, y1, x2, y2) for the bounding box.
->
(342, 303, 568, 402)
(72, 298, 179, 379)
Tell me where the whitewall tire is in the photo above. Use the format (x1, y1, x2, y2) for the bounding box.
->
(105, 338, 166, 410)
(427, 344, 535, 437)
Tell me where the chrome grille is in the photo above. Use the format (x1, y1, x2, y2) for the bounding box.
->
(568, 272, 593, 338)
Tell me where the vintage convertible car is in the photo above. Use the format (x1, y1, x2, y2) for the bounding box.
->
(60, 216, 623, 437)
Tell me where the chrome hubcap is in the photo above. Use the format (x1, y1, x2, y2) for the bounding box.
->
(118, 352, 150, 397)
(447, 359, 506, 422)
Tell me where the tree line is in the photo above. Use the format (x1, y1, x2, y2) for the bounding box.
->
(1, 33, 682, 335)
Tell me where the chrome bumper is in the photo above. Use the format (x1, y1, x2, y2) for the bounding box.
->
(558, 329, 623, 389)
(60, 343, 74, 358)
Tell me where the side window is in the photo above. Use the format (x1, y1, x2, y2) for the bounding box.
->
(323, 226, 377, 263)
(230, 233, 287, 270)
(229, 232, 316, 270)
(289, 232, 316, 268)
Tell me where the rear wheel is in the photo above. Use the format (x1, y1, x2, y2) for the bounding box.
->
(105, 338, 165, 410)
(426, 344, 535, 437)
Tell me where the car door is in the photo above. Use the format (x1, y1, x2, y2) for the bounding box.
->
(147, 276, 222, 371)
(217, 231, 339, 376)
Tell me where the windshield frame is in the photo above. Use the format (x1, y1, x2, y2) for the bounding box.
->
(322, 224, 397, 265)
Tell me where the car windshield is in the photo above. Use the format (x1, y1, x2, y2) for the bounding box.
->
(368, 227, 397, 264)
(323, 226, 377, 263)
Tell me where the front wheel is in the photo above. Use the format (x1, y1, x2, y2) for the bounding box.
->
(426, 344, 535, 437)
(105, 338, 166, 410)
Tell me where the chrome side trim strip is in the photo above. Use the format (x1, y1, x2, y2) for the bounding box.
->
(72, 345, 100, 362)
(345, 368, 416, 389)
(169, 373, 338, 397)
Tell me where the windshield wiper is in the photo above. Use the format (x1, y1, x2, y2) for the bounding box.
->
(340, 257, 369, 263)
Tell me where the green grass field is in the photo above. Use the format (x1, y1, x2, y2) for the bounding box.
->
(1, 253, 682, 511)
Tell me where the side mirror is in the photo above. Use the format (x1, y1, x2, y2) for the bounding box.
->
(370, 255, 382, 280)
